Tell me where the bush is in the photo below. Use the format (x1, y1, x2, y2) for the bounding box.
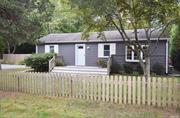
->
(170, 19, 180, 71)
(135, 64, 144, 75)
(97, 59, 107, 68)
(112, 63, 124, 74)
(123, 63, 134, 74)
(152, 63, 165, 75)
(24, 53, 55, 72)
(171, 49, 180, 71)
(56, 60, 65, 66)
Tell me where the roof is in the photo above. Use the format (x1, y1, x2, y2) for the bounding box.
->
(39, 29, 168, 44)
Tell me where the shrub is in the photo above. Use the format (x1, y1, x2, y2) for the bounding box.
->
(123, 63, 134, 74)
(171, 49, 180, 71)
(152, 63, 165, 75)
(112, 63, 124, 74)
(97, 59, 107, 68)
(56, 60, 65, 66)
(24, 53, 54, 72)
(135, 64, 144, 75)
(170, 19, 180, 71)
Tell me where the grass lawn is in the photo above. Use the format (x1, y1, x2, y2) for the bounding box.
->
(0, 91, 179, 118)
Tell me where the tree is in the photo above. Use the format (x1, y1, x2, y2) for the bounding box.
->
(49, 0, 84, 33)
(170, 19, 180, 71)
(69, 0, 180, 78)
(0, 36, 5, 70)
(0, 0, 54, 54)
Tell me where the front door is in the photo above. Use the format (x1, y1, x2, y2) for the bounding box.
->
(75, 44, 85, 66)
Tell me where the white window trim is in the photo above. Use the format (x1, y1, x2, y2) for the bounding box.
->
(125, 45, 146, 62)
(45, 45, 59, 54)
(98, 43, 116, 58)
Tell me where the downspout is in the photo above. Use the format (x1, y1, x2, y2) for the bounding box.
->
(166, 40, 169, 74)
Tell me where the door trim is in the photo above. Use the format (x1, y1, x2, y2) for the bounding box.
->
(75, 44, 86, 66)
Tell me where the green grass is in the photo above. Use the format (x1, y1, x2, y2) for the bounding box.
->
(0, 93, 179, 118)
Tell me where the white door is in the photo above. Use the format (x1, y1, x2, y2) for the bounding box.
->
(75, 44, 85, 66)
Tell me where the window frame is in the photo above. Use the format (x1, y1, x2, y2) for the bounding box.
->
(125, 45, 146, 62)
(103, 44, 110, 57)
(49, 45, 55, 53)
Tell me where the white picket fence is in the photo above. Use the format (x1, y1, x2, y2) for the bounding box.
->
(0, 70, 179, 108)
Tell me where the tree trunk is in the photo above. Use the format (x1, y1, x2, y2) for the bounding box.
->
(144, 56, 151, 79)
(0, 63, 1, 70)
(6, 41, 11, 54)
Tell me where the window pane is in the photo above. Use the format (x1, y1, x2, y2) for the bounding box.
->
(104, 45, 110, 50)
(127, 47, 132, 60)
(78, 46, 83, 49)
(104, 51, 110, 56)
(134, 50, 138, 60)
(142, 46, 147, 60)
(50, 46, 54, 53)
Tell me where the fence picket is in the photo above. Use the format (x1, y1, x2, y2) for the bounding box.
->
(106, 76, 109, 102)
(152, 77, 156, 106)
(132, 76, 136, 105)
(147, 77, 151, 105)
(119, 76, 122, 104)
(157, 77, 162, 107)
(114, 76, 118, 103)
(123, 76, 127, 104)
(168, 78, 172, 107)
(110, 76, 114, 102)
(137, 77, 141, 105)
(102, 76, 105, 102)
(128, 76, 131, 104)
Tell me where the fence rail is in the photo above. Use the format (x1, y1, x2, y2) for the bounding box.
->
(0, 70, 179, 108)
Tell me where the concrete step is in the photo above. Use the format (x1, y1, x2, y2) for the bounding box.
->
(52, 66, 108, 75)
(52, 69, 107, 75)
(53, 66, 107, 72)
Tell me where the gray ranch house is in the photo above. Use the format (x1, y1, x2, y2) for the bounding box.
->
(36, 30, 169, 74)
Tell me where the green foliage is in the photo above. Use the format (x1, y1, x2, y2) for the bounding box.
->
(112, 63, 124, 74)
(24, 53, 54, 72)
(0, 36, 5, 53)
(152, 63, 165, 75)
(170, 19, 180, 71)
(123, 63, 134, 74)
(0, 0, 55, 54)
(97, 59, 107, 68)
(135, 64, 144, 75)
(48, 0, 84, 33)
(56, 60, 65, 66)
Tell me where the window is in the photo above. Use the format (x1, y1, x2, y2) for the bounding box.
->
(104, 45, 110, 56)
(49, 46, 55, 53)
(78, 46, 83, 49)
(125, 45, 147, 62)
(45, 45, 59, 54)
(98, 43, 116, 58)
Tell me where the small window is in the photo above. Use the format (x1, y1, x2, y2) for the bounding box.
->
(104, 45, 110, 56)
(49, 46, 55, 53)
(78, 46, 83, 49)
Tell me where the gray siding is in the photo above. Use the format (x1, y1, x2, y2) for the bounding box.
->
(37, 40, 167, 73)
(112, 41, 167, 73)
(59, 44, 75, 65)
(85, 44, 98, 66)
(37, 45, 45, 53)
